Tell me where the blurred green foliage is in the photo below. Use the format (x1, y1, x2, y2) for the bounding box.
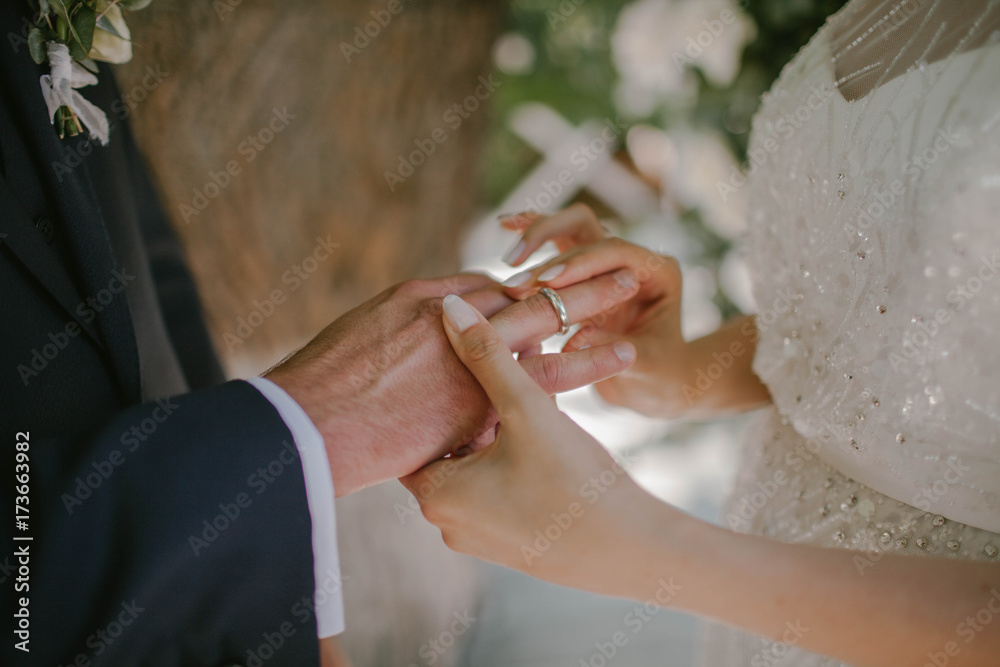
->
(481, 0, 848, 205)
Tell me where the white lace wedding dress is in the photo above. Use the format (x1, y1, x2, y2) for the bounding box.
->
(698, 1, 1000, 664)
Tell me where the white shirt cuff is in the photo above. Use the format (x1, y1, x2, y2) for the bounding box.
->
(246, 377, 345, 637)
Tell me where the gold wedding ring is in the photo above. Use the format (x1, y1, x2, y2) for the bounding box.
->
(539, 287, 570, 336)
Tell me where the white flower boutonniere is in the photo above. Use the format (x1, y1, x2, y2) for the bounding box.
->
(27, 0, 153, 146)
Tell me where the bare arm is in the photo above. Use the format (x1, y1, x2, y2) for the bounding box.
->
(681, 314, 771, 418)
(604, 503, 1000, 667)
(406, 298, 1000, 667)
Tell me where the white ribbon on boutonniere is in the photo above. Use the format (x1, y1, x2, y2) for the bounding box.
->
(29, 0, 152, 146)
(40, 42, 110, 146)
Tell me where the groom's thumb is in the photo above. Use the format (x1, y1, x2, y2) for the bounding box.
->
(442, 294, 548, 419)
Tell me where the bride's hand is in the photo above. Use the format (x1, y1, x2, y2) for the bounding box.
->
(400, 294, 678, 594)
(500, 205, 691, 417)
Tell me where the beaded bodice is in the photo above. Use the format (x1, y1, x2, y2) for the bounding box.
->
(743, 0, 1000, 534)
(700, 2, 1000, 663)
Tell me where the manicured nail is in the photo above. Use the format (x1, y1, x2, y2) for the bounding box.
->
(614, 341, 636, 363)
(498, 211, 532, 221)
(613, 269, 637, 290)
(502, 239, 526, 265)
(538, 264, 566, 282)
(503, 270, 532, 287)
(443, 294, 479, 332)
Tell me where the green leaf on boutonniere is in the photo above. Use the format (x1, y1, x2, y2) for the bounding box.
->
(95, 13, 126, 40)
(118, 0, 155, 10)
(28, 28, 47, 64)
(47, 0, 70, 24)
(67, 4, 96, 62)
(78, 57, 100, 74)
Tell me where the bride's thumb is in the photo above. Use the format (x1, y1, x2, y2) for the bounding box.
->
(442, 294, 548, 420)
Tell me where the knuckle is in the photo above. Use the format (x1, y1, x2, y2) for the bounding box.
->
(419, 498, 444, 525)
(522, 292, 560, 328)
(397, 278, 431, 298)
(606, 236, 631, 252)
(535, 353, 564, 390)
(465, 330, 505, 363)
(416, 296, 443, 321)
(440, 530, 462, 553)
(569, 202, 596, 222)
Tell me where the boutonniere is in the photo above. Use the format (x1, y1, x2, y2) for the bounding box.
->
(26, 0, 153, 146)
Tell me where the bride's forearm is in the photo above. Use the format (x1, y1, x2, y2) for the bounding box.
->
(680, 315, 771, 418)
(620, 505, 1000, 667)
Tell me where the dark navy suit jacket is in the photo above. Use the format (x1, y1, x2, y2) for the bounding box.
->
(1, 3, 320, 665)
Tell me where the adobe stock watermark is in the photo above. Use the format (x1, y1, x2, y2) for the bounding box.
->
(748, 620, 809, 667)
(241, 567, 348, 666)
(345, 275, 492, 391)
(853, 459, 969, 576)
(384, 75, 502, 191)
(395, 458, 460, 524)
(723, 435, 829, 531)
(340, 0, 416, 62)
(223, 235, 340, 352)
(546, 0, 587, 29)
(578, 578, 682, 667)
(214, 0, 245, 22)
(187, 440, 302, 556)
(521, 450, 638, 566)
(572, 251, 664, 345)
(671, 5, 742, 72)
(843, 127, 961, 240)
(180, 107, 296, 224)
(717, 83, 836, 201)
(680, 287, 798, 405)
(48, 64, 169, 182)
(407, 609, 477, 667)
(51, 599, 145, 666)
(17, 268, 136, 386)
(887, 251, 998, 372)
(921, 588, 1000, 667)
(61, 398, 181, 514)
(519, 117, 627, 213)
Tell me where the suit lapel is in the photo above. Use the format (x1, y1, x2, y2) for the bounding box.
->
(0, 3, 142, 403)
(0, 178, 104, 345)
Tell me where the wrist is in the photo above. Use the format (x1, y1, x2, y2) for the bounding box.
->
(264, 368, 368, 496)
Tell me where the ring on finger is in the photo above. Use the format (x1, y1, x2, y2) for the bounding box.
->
(539, 287, 570, 336)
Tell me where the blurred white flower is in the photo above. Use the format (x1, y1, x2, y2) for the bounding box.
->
(90, 2, 133, 64)
(668, 128, 747, 238)
(493, 32, 536, 75)
(612, 0, 755, 107)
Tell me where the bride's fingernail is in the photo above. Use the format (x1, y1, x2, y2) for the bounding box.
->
(443, 294, 479, 332)
(503, 270, 532, 287)
(614, 341, 636, 363)
(498, 211, 533, 221)
(502, 239, 526, 265)
(538, 264, 565, 282)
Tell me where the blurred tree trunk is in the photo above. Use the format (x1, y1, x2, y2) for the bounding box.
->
(114, 0, 506, 374)
(113, 3, 505, 666)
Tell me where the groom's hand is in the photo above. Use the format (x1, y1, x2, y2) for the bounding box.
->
(266, 270, 639, 496)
